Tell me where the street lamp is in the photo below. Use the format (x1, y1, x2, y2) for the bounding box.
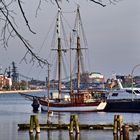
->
(131, 64, 140, 101)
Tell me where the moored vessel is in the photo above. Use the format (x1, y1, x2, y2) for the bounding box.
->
(39, 6, 107, 112)
(104, 78, 140, 112)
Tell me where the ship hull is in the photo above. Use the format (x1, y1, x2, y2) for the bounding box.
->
(104, 99, 140, 113)
(39, 99, 106, 112)
(41, 105, 98, 112)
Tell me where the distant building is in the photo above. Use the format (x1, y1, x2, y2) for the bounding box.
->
(65, 72, 105, 90)
(106, 74, 140, 90)
(0, 74, 12, 90)
(88, 72, 105, 83)
(82, 72, 105, 89)
(116, 75, 140, 88)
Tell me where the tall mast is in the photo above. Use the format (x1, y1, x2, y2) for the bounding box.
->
(77, 36, 80, 93)
(52, 9, 67, 99)
(47, 64, 50, 124)
(57, 8, 62, 99)
(73, 6, 87, 93)
(47, 64, 50, 103)
(70, 34, 73, 92)
(76, 6, 81, 93)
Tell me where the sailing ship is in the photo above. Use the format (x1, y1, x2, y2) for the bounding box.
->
(38, 7, 107, 112)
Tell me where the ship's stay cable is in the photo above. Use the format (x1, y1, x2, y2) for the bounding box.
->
(37, 14, 57, 54)
(24, 14, 57, 80)
(60, 15, 69, 49)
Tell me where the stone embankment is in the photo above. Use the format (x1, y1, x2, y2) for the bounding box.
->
(0, 89, 45, 94)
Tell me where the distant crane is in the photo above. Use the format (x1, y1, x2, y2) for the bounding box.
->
(7, 67, 11, 78)
(11, 61, 19, 83)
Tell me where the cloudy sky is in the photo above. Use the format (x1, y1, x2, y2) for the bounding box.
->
(0, 0, 140, 81)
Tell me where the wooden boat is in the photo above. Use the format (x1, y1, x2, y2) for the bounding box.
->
(19, 7, 107, 112)
(38, 7, 107, 112)
(39, 90, 106, 112)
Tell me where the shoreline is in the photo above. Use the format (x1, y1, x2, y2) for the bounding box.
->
(0, 89, 45, 94)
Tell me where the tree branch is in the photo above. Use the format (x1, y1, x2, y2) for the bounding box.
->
(55, 0, 61, 9)
(89, 0, 106, 7)
(0, 0, 121, 68)
(0, 6, 49, 66)
(17, 0, 36, 34)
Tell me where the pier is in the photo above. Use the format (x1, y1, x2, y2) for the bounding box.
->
(18, 115, 139, 131)
(18, 123, 139, 131)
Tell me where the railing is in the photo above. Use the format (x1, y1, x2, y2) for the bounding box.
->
(131, 64, 140, 101)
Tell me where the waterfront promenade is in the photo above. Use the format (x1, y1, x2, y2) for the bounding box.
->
(0, 89, 45, 94)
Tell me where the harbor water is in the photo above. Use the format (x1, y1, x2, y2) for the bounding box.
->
(0, 91, 140, 140)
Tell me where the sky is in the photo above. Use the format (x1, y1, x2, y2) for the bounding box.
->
(0, 0, 140, 81)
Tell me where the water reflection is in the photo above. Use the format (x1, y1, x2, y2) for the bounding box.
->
(28, 132, 80, 140)
(47, 130, 53, 140)
(69, 133, 79, 140)
(29, 133, 40, 140)
(113, 133, 125, 140)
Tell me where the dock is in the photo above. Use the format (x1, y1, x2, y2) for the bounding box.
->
(18, 123, 139, 131)
(18, 114, 140, 140)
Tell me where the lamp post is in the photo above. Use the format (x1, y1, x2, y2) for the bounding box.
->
(47, 63, 51, 124)
(131, 64, 140, 101)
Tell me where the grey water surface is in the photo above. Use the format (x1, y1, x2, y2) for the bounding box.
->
(0, 92, 140, 140)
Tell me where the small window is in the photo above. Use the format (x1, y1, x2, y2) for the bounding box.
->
(134, 90, 140, 94)
(112, 93, 118, 96)
(126, 90, 132, 93)
(126, 89, 136, 94)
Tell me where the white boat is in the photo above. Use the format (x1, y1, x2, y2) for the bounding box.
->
(104, 77, 140, 112)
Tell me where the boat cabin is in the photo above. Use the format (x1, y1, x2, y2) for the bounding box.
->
(70, 92, 93, 103)
(107, 88, 140, 100)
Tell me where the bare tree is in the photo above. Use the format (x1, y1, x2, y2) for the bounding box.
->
(0, 0, 120, 66)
